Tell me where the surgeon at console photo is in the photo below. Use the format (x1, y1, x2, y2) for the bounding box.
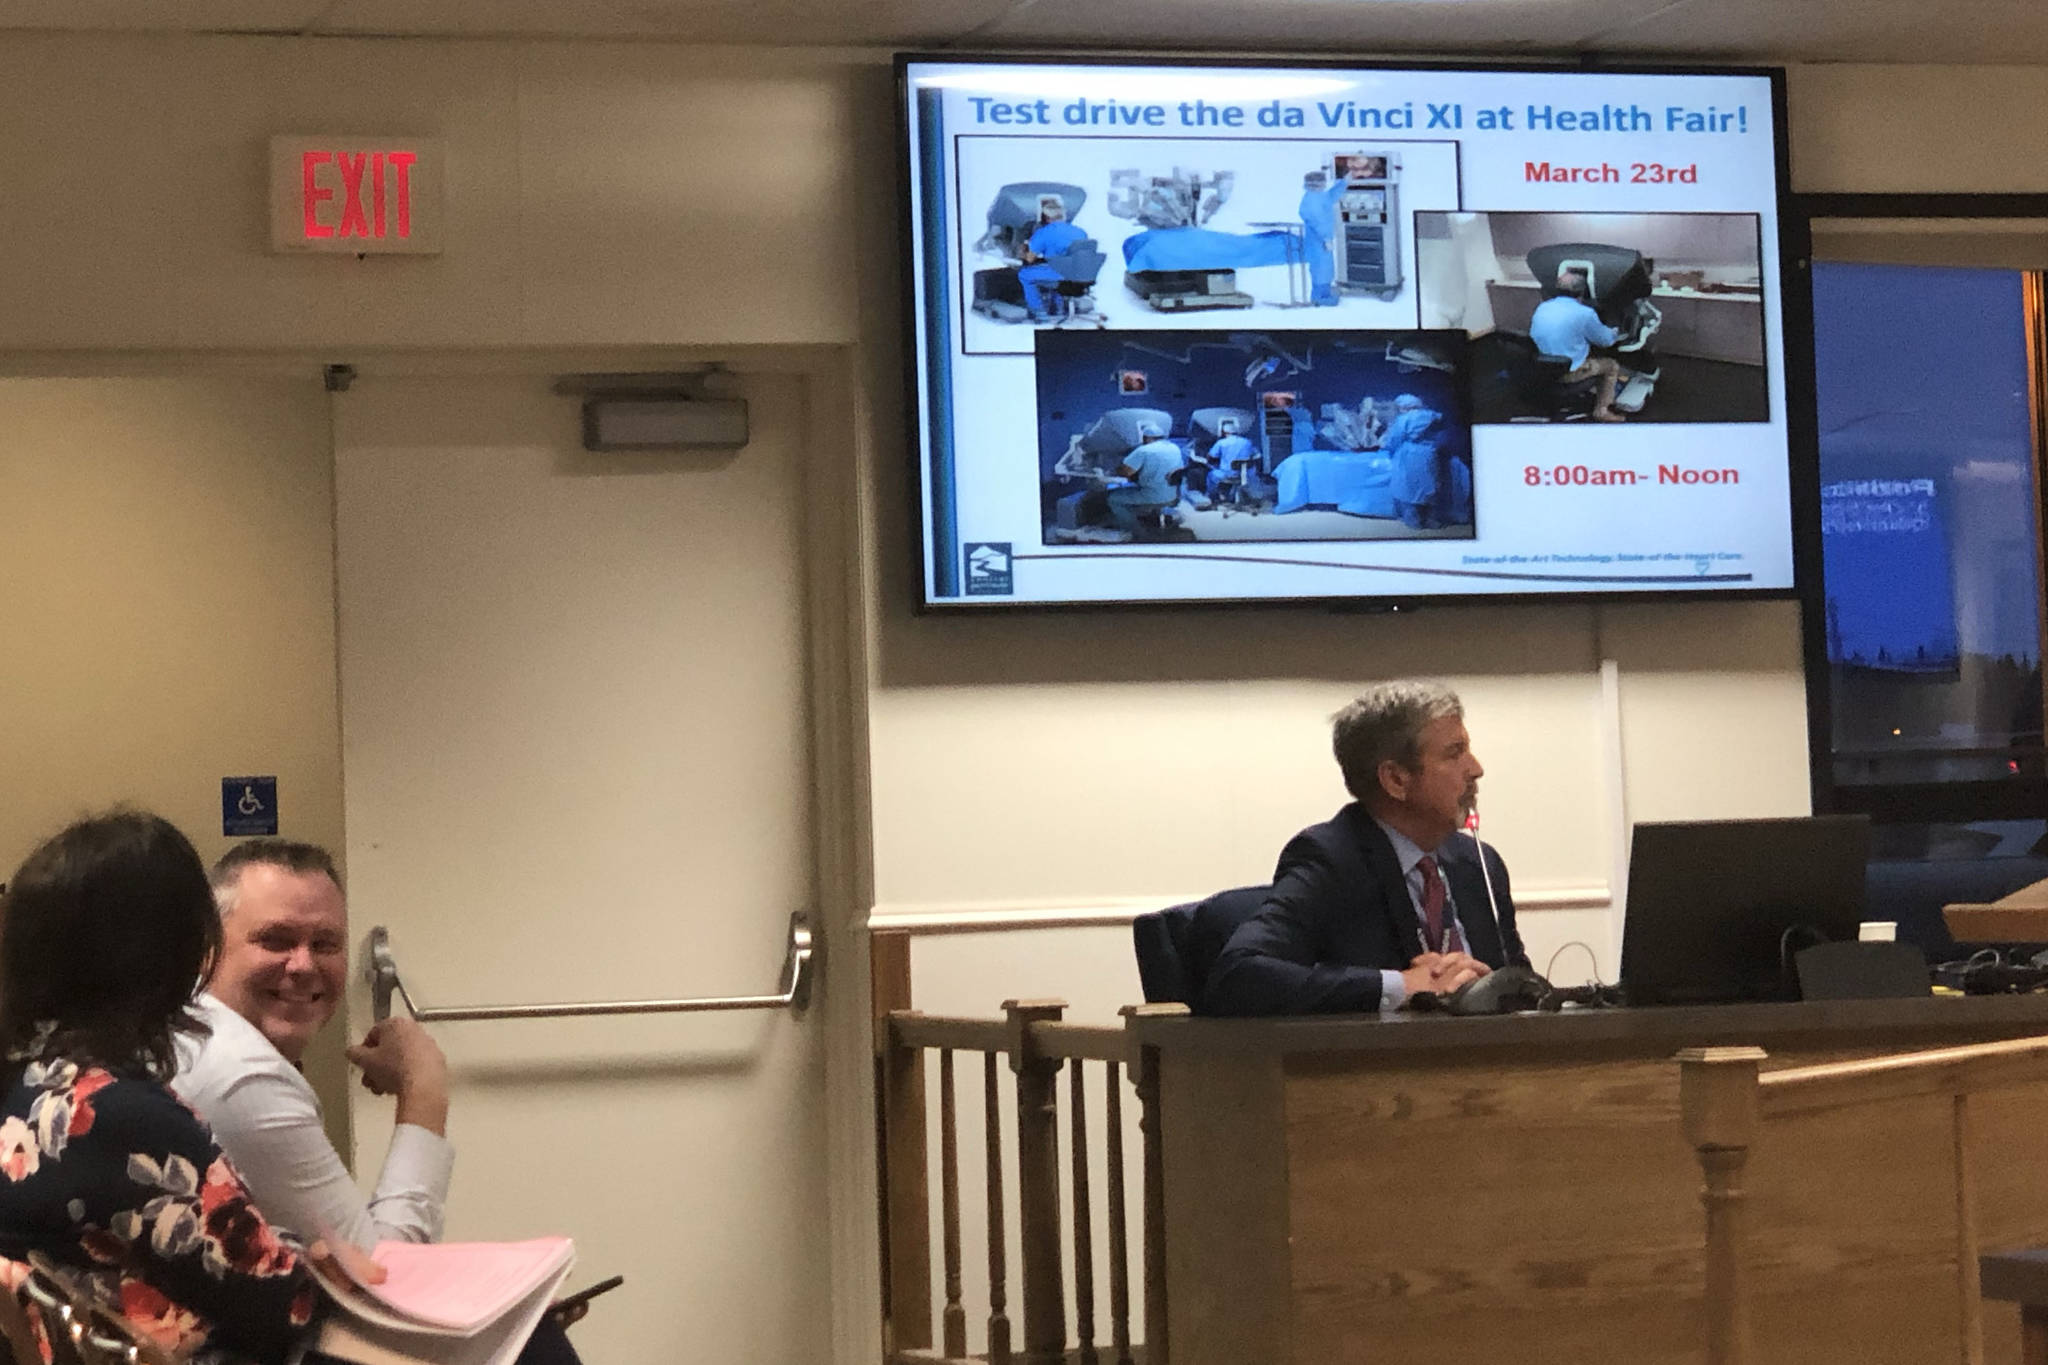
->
(1035, 328, 1474, 547)
(1415, 209, 1770, 425)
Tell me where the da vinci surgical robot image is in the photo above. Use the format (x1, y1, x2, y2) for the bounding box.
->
(1106, 155, 1407, 313)
(1326, 151, 1403, 301)
(969, 182, 1111, 325)
(1108, 167, 1291, 312)
(1526, 241, 1665, 415)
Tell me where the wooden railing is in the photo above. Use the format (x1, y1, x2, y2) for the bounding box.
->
(873, 929, 1182, 1365)
(1680, 1034, 2048, 1365)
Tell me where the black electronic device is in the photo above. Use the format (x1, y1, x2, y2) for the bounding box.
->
(1547, 981, 1624, 1009)
(1619, 815, 1871, 1007)
(1442, 963, 1553, 1015)
(1944, 957, 2048, 995)
(1792, 939, 1930, 1001)
(552, 1275, 625, 1318)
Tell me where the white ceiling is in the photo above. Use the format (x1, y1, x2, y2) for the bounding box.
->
(0, 0, 2043, 63)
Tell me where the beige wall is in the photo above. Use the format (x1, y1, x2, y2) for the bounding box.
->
(0, 375, 354, 1141)
(1787, 66, 2048, 193)
(0, 35, 867, 349)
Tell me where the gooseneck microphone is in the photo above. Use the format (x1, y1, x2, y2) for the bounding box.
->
(1464, 807, 1505, 937)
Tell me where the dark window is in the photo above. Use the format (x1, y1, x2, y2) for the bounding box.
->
(1812, 260, 2046, 823)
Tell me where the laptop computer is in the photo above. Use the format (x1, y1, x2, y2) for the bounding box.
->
(1619, 815, 1871, 1007)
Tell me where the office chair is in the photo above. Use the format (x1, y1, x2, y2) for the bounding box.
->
(1123, 468, 1194, 542)
(1044, 241, 1109, 325)
(1132, 885, 1270, 1010)
(1506, 333, 1605, 421)
(1215, 461, 1271, 515)
(6, 1256, 174, 1365)
(1133, 902, 1201, 1005)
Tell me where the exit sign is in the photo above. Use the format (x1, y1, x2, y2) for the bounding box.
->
(269, 136, 442, 254)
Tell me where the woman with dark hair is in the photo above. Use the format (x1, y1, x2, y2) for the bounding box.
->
(0, 810, 324, 1363)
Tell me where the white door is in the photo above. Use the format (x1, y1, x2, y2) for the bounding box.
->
(331, 368, 855, 1363)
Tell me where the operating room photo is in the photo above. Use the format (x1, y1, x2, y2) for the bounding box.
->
(1033, 327, 1475, 547)
(1415, 210, 1769, 425)
(952, 135, 1461, 356)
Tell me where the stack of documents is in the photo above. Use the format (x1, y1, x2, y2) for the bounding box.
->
(310, 1237, 576, 1365)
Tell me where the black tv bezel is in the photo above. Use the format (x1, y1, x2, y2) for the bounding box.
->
(896, 51, 1804, 616)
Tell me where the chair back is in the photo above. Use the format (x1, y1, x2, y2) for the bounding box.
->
(1051, 241, 1107, 285)
(0, 1269, 37, 1365)
(1509, 334, 1600, 409)
(14, 1257, 176, 1365)
(1132, 885, 1271, 1009)
(1133, 903, 1200, 1005)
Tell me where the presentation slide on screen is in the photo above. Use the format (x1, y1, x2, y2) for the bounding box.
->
(903, 58, 1792, 606)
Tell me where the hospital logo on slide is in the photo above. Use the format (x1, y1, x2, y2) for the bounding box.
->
(964, 542, 1014, 595)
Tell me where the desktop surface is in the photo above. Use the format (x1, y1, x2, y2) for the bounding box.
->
(1128, 988, 2048, 1056)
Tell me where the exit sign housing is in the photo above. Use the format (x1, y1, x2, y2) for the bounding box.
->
(269, 136, 443, 254)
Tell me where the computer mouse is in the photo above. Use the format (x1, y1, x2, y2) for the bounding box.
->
(1443, 964, 1553, 1016)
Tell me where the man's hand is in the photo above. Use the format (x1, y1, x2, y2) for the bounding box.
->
(1398, 953, 1446, 1000)
(1399, 951, 1489, 1003)
(347, 1017, 444, 1096)
(1431, 952, 1491, 993)
(347, 1017, 450, 1136)
(306, 1237, 387, 1289)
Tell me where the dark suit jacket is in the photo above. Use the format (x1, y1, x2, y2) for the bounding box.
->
(1201, 802, 1527, 1015)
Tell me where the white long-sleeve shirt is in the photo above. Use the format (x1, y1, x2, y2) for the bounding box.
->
(172, 992, 453, 1250)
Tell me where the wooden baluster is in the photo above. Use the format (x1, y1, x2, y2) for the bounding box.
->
(1678, 1046, 1765, 1365)
(1105, 1060, 1133, 1365)
(871, 929, 931, 1357)
(1956, 1092, 1985, 1365)
(1071, 1060, 1098, 1365)
(941, 1050, 967, 1360)
(986, 1051, 1012, 1365)
(1122, 1003, 1186, 1365)
(1138, 1040, 1167, 1365)
(1006, 999, 1068, 1365)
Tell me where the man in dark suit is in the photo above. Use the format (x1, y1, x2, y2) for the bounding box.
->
(1203, 681, 1527, 1015)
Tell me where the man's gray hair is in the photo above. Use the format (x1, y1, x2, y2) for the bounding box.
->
(209, 839, 344, 917)
(1331, 681, 1464, 800)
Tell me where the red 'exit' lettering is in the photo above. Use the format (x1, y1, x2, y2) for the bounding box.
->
(301, 150, 418, 241)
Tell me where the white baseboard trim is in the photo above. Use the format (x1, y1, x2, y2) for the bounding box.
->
(868, 884, 1611, 934)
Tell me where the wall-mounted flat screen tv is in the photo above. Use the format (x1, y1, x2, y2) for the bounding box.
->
(900, 55, 1796, 609)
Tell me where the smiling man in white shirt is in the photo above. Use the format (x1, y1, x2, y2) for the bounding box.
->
(173, 839, 453, 1251)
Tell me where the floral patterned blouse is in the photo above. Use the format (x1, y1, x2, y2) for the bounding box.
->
(0, 1055, 318, 1364)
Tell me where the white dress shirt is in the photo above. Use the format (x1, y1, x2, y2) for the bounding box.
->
(1372, 818, 1471, 1013)
(172, 992, 453, 1250)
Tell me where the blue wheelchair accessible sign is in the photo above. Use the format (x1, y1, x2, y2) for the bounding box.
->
(222, 776, 279, 837)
